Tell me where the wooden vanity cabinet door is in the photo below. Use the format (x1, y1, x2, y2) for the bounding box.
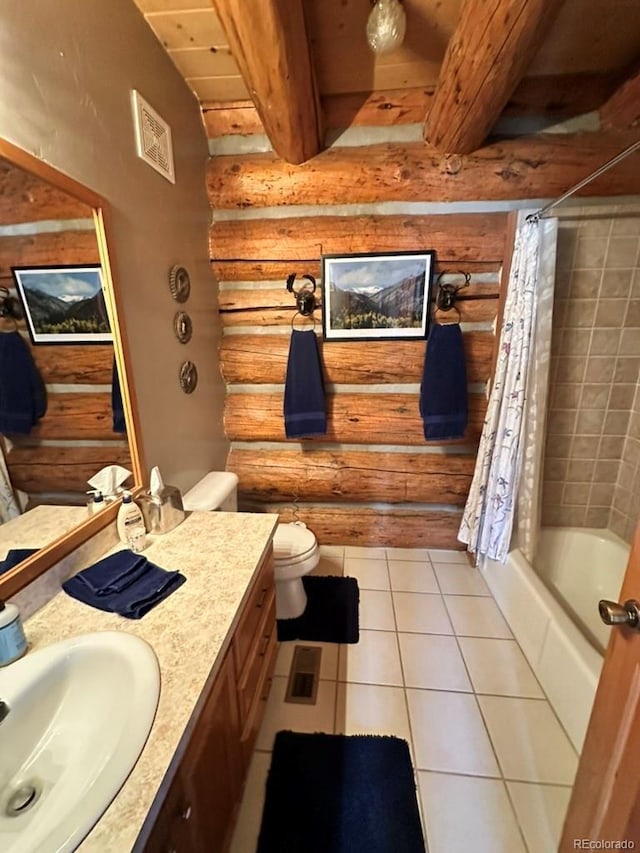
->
(143, 650, 243, 853)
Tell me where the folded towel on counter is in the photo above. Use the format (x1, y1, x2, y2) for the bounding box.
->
(419, 322, 468, 441)
(0, 548, 38, 576)
(283, 330, 327, 439)
(62, 550, 186, 619)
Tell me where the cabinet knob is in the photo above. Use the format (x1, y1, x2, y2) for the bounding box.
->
(181, 803, 192, 821)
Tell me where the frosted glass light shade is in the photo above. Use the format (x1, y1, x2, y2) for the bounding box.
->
(366, 0, 406, 55)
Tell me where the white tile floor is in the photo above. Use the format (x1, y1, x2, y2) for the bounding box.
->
(230, 546, 577, 853)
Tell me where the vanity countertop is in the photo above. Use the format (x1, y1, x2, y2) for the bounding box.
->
(22, 510, 278, 852)
(0, 505, 88, 554)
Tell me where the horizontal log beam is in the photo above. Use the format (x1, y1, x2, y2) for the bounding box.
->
(7, 444, 131, 493)
(202, 73, 618, 138)
(0, 230, 99, 278)
(212, 0, 322, 164)
(28, 393, 122, 440)
(32, 345, 113, 384)
(225, 392, 485, 445)
(210, 213, 507, 263)
(207, 132, 640, 209)
(0, 160, 92, 226)
(228, 448, 474, 505)
(220, 332, 494, 385)
(212, 259, 502, 283)
(218, 281, 499, 327)
(240, 502, 464, 549)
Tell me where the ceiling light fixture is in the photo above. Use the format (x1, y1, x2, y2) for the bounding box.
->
(366, 0, 406, 55)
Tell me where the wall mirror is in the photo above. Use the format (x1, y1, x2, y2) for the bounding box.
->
(0, 138, 143, 599)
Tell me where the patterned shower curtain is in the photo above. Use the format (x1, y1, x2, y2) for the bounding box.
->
(458, 211, 557, 563)
(0, 438, 20, 524)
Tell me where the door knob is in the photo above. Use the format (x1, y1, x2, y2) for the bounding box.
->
(598, 599, 640, 629)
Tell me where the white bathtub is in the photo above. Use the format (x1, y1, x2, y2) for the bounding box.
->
(481, 527, 630, 753)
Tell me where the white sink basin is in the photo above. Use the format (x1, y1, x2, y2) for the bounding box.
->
(0, 631, 160, 853)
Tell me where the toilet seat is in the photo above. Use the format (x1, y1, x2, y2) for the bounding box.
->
(273, 523, 317, 564)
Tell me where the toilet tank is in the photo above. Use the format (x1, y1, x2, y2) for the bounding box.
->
(182, 472, 238, 512)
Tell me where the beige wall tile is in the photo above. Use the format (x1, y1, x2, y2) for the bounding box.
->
(609, 384, 636, 409)
(595, 299, 626, 327)
(545, 436, 573, 458)
(585, 507, 609, 527)
(556, 506, 587, 526)
(620, 329, 640, 356)
(606, 237, 640, 268)
(611, 217, 640, 237)
(580, 384, 611, 408)
(570, 269, 601, 298)
(601, 269, 633, 298)
(576, 409, 606, 435)
(604, 411, 631, 435)
(614, 357, 640, 382)
(563, 483, 590, 505)
(600, 436, 625, 458)
(595, 460, 621, 483)
(585, 357, 616, 383)
(590, 329, 620, 356)
(566, 460, 595, 482)
(590, 483, 615, 506)
(625, 300, 640, 328)
(547, 410, 577, 435)
(565, 300, 597, 328)
(556, 357, 587, 382)
(573, 237, 608, 268)
(570, 436, 600, 459)
(610, 509, 628, 539)
(551, 383, 582, 408)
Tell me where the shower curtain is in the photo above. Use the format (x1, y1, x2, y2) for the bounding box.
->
(458, 211, 557, 563)
(0, 438, 20, 523)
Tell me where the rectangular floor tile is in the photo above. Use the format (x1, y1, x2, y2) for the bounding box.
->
(428, 549, 469, 563)
(256, 676, 336, 751)
(478, 695, 578, 784)
(407, 689, 500, 776)
(343, 556, 389, 590)
(399, 633, 472, 692)
(419, 772, 527, 853)
(433, 561, 491, 596)
(458, 637, 544, 698)
(388, 559, 439, 593)
(344, 545, 387, 559)
(338, 629, 403, 686)
(507, 781, 572, 853)
(335, 682, 412, 745)
(311, 553, 345, 577)
(393, 592, 453, 634)
(386, 547, 433, 562)
(359, 589, 396, 631)
(319, 545, 345, 557)
(444, 595, 512, 638)
(229, 750, 271, 853)
(274, 640, 339, 681)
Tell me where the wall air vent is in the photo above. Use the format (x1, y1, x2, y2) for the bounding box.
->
(131, 90, 175, 184)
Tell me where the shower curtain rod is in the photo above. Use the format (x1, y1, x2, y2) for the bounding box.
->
(527, 137, 640, 223)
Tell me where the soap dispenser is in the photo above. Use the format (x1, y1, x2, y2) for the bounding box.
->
(87, 489, 105, 516)
(0, 600, 27, 666)
(117, 491, 147, 552)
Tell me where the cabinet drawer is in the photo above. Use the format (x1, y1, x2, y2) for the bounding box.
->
(240, 627, 278, 762)
(233, 550, 274, 671)
(237, 591, 276, 719)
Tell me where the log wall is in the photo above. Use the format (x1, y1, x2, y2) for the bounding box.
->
(209, 143, 510, 545)
(1, 226, 130, 506)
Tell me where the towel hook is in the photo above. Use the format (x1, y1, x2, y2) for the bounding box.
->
(434, 271, 470, 323)
(286, 273, 318, 317)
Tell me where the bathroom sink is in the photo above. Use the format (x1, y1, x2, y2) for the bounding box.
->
(0, 631, 160, 853)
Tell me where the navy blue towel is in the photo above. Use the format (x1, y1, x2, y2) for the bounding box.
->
(283, 330, 327, 438)
(111, 358, 126, 433)
(0, 331, 47, 434)
(419, 323, 468, 441)
(62, 550, 186, 619)
(0, 548, 38, 576)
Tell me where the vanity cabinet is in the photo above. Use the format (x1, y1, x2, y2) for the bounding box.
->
(138, 547, 277, 852)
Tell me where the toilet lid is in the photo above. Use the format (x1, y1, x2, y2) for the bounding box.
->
(273, 523, 317, 562)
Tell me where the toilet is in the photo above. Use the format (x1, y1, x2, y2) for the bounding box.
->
(182, 472, 319, 620)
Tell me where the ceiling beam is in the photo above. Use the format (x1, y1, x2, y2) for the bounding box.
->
(600, 62, 640, 129)
(424, 0, 563, 154)
(211, 0, 322, 165)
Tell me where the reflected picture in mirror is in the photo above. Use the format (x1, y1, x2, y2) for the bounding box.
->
(0, 145, 141, 589)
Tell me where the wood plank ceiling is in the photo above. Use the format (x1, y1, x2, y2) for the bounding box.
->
(132, 0, 640, 162)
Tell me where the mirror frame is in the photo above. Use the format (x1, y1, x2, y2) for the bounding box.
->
(0, 138, 145, 599)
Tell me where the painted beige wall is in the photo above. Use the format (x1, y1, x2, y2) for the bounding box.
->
(0, 0, 227, 491)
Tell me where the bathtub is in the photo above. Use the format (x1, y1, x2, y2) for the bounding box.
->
(481, 527, 630, 753)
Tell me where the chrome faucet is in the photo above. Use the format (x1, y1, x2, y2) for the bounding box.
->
(0, 699, 9, 724)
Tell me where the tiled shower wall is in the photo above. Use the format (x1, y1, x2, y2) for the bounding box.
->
(542, 204, 640, 543)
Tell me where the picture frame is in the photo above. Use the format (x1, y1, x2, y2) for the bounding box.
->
(10, 264, 112, 344)
(321, 251, 435, 342)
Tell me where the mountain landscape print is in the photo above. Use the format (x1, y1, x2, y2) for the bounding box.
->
(322, 251, 434, 341)
(11, 265, 112, 344)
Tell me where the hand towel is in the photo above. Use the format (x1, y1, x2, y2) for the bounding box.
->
(112, 358, 126, 433)
(419, 323, 468, 441)
(0, 331, 47, 435)
(0, 548, 38, 576)
(62, 551, 186, 619)
(283, 330, 327, 438)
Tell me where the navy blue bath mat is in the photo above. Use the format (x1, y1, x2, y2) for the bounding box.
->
(257, 731, 425, 853)
(276, 575, 359, 644)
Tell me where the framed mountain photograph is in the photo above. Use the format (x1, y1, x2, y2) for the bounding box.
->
(321, 251, 435, 342)
(11, 264, 112, 344)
